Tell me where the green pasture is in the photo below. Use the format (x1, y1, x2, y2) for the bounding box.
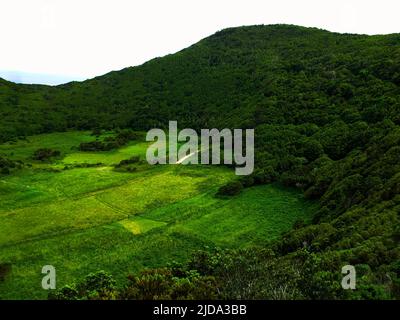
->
(0, 131, 316, 299)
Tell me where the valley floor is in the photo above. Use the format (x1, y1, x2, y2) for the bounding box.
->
(0, 131, 316, 299)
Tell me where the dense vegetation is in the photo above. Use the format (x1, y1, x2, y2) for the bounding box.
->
(0, 155, 23, 175)
(1, 24, 399, 299)
(79, 130, 141, 151)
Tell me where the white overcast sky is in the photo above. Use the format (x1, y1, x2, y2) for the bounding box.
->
(1, 0, 399, 84)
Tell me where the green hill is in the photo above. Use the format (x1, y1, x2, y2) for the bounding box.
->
(1, 24, 400, 299)
(1, 24, 399, 139)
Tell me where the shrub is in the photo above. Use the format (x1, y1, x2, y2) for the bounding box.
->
(216, 181, 243, 196)
(301, 139, 324, 161)
(239, 175, 255, 187)
(79, 141, 108, 151)
(116, 156, 141, 167)
(32, 148, 61, 161)
(0, 263, 12, 281)
(121, 268, 220, 300)
(0, 167, 10, 175)
(49, 271, 117, 300)
(0, 156, 16, 173)
(253, 167, 278, 185)
(91, 128, 102, 136)
(79, 130, 140, 152)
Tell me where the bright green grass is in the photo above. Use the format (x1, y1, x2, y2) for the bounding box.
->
(0, 167, 134, 210)
(167, 185, 316, 246)
(0, 130, 150, 168)
(0, 131, 317, 299)
(0, 221, 210, 299)
(94, 166, 231, 214)
(118, 217, 167, 235)
(0, 166, 232, 247)
(0, 131, 95, 161)
(0, 183, 316, 299)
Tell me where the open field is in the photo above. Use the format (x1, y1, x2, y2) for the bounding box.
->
(0, 131, 317, 299)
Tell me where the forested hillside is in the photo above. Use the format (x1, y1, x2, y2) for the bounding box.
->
(1, 24, 400, 139)
(1, 24, 400, 299)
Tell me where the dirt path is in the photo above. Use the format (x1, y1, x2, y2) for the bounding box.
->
(175, 149, 201, 164)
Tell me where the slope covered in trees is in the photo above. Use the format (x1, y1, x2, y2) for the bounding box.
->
(1, 24, 400, 299)
(1, 24, 399, 139)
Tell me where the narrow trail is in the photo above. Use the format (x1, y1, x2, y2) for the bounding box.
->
(175, 148, 207, 164)
(175, 151, 198, 164)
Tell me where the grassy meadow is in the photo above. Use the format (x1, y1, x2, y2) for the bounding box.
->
(0, 131, 316, 299)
